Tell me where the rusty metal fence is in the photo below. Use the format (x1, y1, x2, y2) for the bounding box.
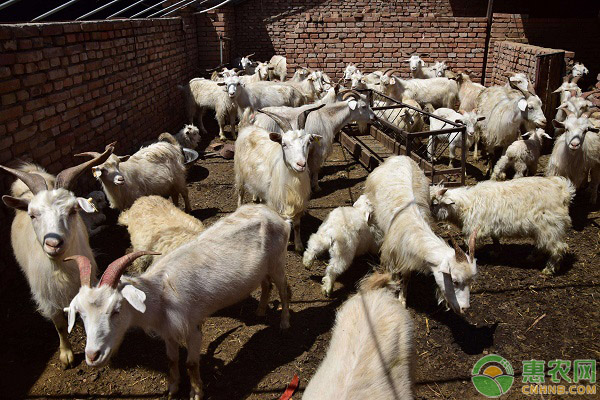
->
(340, 89, 467, 186)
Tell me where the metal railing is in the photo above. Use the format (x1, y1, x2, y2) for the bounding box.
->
(340, 89, 467, 186)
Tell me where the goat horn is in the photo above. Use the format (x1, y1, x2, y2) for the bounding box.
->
(245, 53, 255, 58)
(382, 68, 395, 76)
(257, 109, 293, 132)
(387, 69, 403, 77)
(55, 142, 116, 191)
(64, 255, 93, 287)
(450, 235, 468, 263)
(341, 90, 362, 101)
(468, 226, 479, 257)
(99, 251, 161, 288)
(297, 103, 325, 130)
(0, 165, 48, 195)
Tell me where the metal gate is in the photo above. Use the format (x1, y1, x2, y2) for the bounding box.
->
(340, 89, 467, 187)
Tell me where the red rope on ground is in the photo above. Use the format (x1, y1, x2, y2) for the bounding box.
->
(278, 374, 299, 400)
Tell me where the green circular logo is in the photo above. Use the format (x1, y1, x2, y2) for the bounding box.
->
(472, 354, 514, 398)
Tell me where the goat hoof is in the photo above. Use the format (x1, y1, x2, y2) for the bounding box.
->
(168, 383, 179, 398)
(302, 256, 314, 269)
(190, 388, 204, 400)
(294, 243, 304, 253)
(59, 348, 75, 369)
(256, 307, 266, 317)
(541, 266, 556, 276)
(280, 319, 291, 330)
(321, 277, 333, 297)
(312, 184, 322, 193)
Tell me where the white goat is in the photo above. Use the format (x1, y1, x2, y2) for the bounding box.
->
(303, 273, 414, 400)
(427, 108, 486, 165)
(404, 54, 436, 79)
(118, 195, 205, 274)
(303, 195, 383, 296)
(0, 146, 114, 368)
(174, 124, 201, 149)
(235, 105, 324, 252)
(364, 156, 478, 313)
(431, 176, 574, 274)
(219, 76, 306, 114)
(455, 72, 485, 112)
(571, 62, 589, 84)
(343, 62, 362, 82)
(379, 70, 459, 109)
(268, 55, 287, 81)
(250, 90, 375, 191)
(374, 97, 426, 135)
(87, 142, 190, 212)
(475, 86, 546, 173)
(350, 69, 382, 91)
(179, 78, 238, 140)
(491, 128, 552, 180)
(283, 71, 325, 103)
(80, 190, 108, 237)
(240, 61, 270, 85)
(547, 115, 600, 203)
(65, 204, 291, 400)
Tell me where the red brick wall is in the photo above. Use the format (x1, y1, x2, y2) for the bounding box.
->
(0, 17, 199, 199)
(230, 2, 487, 81)
(488, 41, 572, 88)
(487, 14, 600, 88)
(197, 6, 236, 71)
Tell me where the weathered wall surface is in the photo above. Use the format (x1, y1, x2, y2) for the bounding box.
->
(230, 2, 487, 81)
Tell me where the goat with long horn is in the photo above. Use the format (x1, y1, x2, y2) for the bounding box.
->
(0, 142, 115, 369)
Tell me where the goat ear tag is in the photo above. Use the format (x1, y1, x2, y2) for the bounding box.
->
(348, 100, 358, 110)
(92, 168, 102, 178)
(122, 285, 146, 313)
(518, 99, 528, 112)
(77, 197, 97, 213)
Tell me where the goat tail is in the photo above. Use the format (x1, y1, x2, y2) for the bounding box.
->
(358, 271, 396, 292)
(158, 132, 179, 147)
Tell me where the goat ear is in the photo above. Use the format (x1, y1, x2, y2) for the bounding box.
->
(552, 119, 565, 129)
(2, 195, 29, 211)
(438, 259, 451, 274)
(122, 284, 146, 313)
(77, 197, 97, 214)
(542, 132, 553, 139)
(65, 299, 77, 333)
(517, 98, 528, 112)
(118, 155, 130, 162)
(348, 99, 358, 110)
(269, 132, 282, 143)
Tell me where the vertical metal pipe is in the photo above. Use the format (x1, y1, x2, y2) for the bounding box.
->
(460, 126, 466, 185)
(481, 0, 494, 85)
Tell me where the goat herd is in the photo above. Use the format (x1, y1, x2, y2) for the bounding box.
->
(2, 52, 600, 399)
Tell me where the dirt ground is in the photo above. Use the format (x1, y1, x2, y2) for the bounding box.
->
(1, 130, 600, 400)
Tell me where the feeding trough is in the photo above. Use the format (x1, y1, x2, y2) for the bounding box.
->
(183, 148, 199, 165)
